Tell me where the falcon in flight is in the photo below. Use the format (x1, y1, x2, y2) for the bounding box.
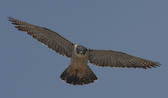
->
(8, 17, 160, 85)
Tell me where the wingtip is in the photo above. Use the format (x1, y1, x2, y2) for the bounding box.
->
(155, 62, 161, 67)
(8, 16, 14, 21)
(143, 61, 161, 69)
(8, 17, 20, 22)
(8, 17, 18, 23)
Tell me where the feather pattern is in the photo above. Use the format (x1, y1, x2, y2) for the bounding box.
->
(8, 17, 74, 57)
(89, 49, 160, 69)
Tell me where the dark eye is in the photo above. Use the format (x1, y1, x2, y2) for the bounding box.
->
(83, 48, 87, 52)
(76, 47, 80, 51)
(76, 47, 81, 53)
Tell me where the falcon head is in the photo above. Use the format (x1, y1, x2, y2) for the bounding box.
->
(74, 44, 88, 56)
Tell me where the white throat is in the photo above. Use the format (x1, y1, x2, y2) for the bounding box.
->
(74, 44, 78, 51)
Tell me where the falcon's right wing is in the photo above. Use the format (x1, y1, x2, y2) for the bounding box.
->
(8, 17, 74, 58)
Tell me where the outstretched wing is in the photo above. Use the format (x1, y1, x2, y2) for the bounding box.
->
(88, 49, 160, 69)
(8, 17, 74, 58)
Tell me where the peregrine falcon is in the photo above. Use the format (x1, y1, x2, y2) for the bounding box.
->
(8, 17, 160, 85)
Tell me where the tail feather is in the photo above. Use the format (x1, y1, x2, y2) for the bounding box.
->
(60, 65, 97, 85)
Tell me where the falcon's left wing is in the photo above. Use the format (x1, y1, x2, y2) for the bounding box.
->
(88, 49, 160, 69)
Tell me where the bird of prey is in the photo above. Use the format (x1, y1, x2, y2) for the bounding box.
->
(8, 17, 160, 85)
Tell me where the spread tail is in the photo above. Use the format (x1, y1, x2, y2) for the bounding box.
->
(60, 65, 97, 85)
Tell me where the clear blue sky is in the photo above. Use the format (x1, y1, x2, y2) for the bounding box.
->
(0, 0, 167, 98)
